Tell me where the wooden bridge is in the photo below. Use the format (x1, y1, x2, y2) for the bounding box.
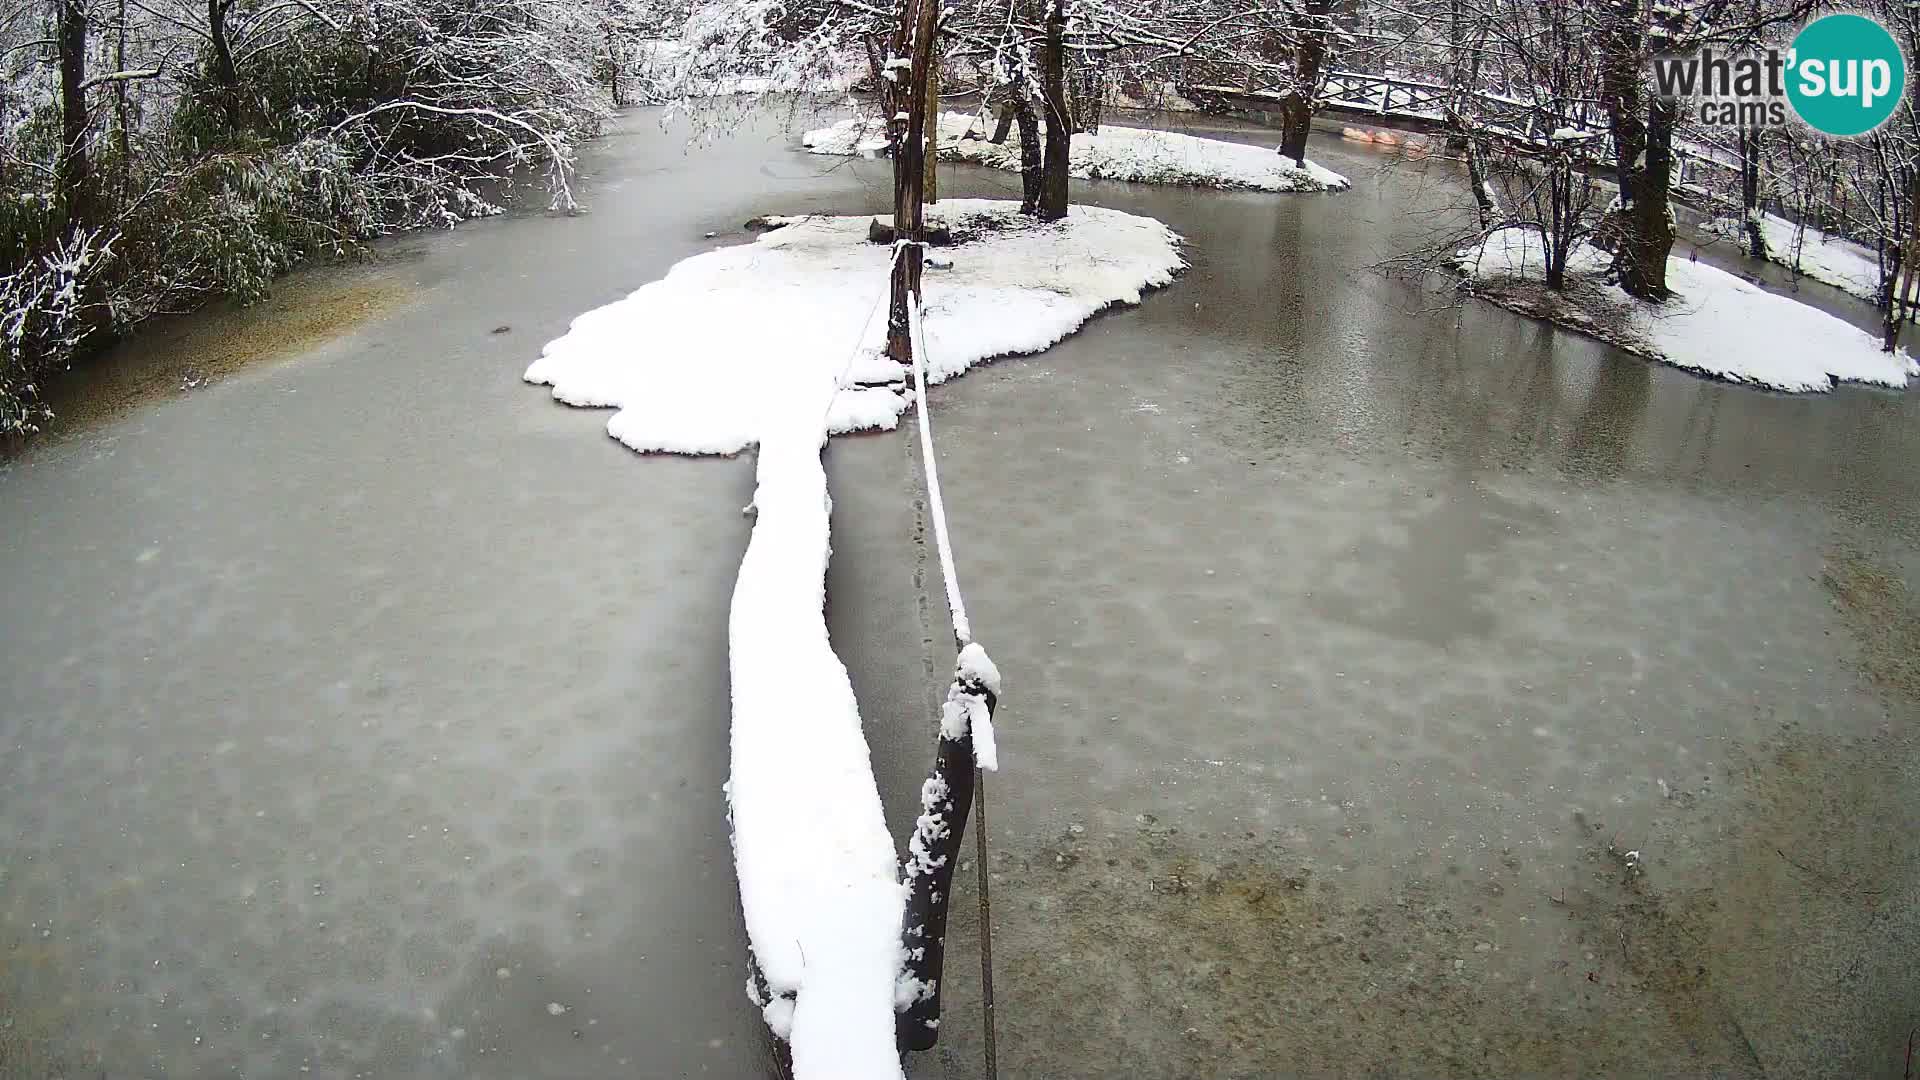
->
(1185, 69, 1738, 193)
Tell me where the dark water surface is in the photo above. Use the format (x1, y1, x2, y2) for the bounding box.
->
(2, 109, 1915, 1079)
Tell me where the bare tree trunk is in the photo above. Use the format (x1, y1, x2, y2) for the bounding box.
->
(1617, 95, 1677, 298)
(208, 0, 244, 129)
(1546, 166, 1569, 290)
(1463, 137, 1496, 227)
(1739, 121, 1766, 259)
(1015, 93, 1042, 213)
(865, 34, 887, 99)
(1882, 245, 1906, 351)
(1446, 0, 1494, 228)
(55, 0, 109, 338)
(606, 29, 629, 107)
(113, 0, 131, 169)
(1066, 49, 1103, 134)
(882, 25, 911, 157)
(1601, 0, 1675, 299)
(886, 0, 937, 363)
(1895, 275, 1917, 345)
(1883, 173, 1920, 352)
(990, 100, 1013, 143)
(924, 37, 939, 204)
(1078, 51, 1104, 133)
(1880, 41, 1920, 352)
(1277, 0, 1329, 167)
(1600, 0, 1643, 211)
(56, 0, 93, 230)
(1038, 0, 1070, 221)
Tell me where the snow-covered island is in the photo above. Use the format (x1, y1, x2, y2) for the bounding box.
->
(526, 199, 1181, 1075)
(526, 199, 1185, 453)
(1455, 227, 1918, 393)
(803, 111, 1351, 193)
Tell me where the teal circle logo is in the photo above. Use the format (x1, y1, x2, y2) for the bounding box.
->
(1787, 14, 1906, 136)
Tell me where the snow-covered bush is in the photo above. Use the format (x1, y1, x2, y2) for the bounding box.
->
(0, 0, 621, 433)
(0, 229, 114, 437)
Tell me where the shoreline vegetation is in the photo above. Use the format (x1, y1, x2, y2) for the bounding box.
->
(10, 254, 419, 446)
(11, 0, 1917, 446)
(1, 0, 612, 439)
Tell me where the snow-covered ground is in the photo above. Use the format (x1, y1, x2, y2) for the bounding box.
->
(1705, 211, 1883, 301)
(1457, 227, 1918, 393)
(526, 199, 1181, 1076)
(630, 38, 863, 101)
(527, 200, 1184, 453)
(802, 111, 1351, 193)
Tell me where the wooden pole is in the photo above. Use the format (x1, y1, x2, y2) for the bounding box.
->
(895, 690, 989, 1052)
(925, 35, 940, 205)
(886, 0, 936, 364)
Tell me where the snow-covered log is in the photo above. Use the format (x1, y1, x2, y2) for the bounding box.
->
(728, 379, 907, 1078)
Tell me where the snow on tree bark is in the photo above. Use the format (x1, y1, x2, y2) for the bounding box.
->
(885, 0, 937, 362)
(1599, 0, 1677, 300)
(1277, 0, 1329, 169)
(1039, 0, 1070, 220)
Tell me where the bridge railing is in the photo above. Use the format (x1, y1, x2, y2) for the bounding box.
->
(1185, 69, 1740, 199)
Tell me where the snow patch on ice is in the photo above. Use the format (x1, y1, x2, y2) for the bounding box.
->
(526, 199, 1184, 454)
(802, 112, 1351, 193)
(1455, 226, 1918, 393)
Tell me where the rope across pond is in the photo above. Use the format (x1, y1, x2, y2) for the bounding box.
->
(893, 270, 1001, 1080)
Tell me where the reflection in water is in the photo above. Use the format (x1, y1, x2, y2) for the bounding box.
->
(1308, 474, 1555, 646)
(1564, 354, 1653, 481)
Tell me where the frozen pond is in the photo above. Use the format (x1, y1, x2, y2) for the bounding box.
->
(3, 108, 1917, 1078)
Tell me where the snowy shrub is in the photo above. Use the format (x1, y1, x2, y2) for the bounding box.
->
(0, 0, 620, 433)
(0, 229, 115, 437)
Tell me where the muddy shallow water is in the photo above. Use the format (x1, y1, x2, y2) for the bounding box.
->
(28, 257, 422, 440)
(900, 121, 1920, 1080)
(2, 108, 1917, 1079)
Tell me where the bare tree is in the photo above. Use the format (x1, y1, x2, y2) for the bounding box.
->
(1277, 0, 1331, 167)
(1596, 0, 1680, 299)
(55, 0, 93, 228)
(1037, 0, 1068, 218)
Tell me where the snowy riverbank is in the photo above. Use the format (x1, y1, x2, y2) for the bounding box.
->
(525, 199, 1181, 1075)
(1456, 227, 1918, 393)
(802, 111, 1351, 193)
(1704, 210, 1882, 301)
